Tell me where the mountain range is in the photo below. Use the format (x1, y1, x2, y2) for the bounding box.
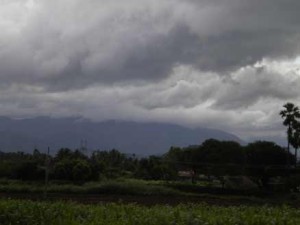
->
(0, 117, 243, 155)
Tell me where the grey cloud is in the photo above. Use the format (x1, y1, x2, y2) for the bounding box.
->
(1, 0, 300, 91)
(184, 0, 300, 71)
(193, 30, 299, 72)
(43, 24, 200, 90)
(0, 1, 202, 90)
(213, 66, 300, 109)
(131, 80, 204, 109)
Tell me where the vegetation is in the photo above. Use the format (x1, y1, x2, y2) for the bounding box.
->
(0, 138, 298, 192)
(1, 199, 300, 225)
(0, 179, 185, 196)
(280, 102, 300, 165)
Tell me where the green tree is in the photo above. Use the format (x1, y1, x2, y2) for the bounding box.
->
(13, 161, 44, 180)
(199, 139, 244, 164)
(72, 160, 92, 183)
(280, 102, 300, 166)
(245, 141, 291, 166)
(53, 159, 74, 180)
(55, 148, 73, 161)
(244, 141, 294, 190)
(90, 149, 128, 179)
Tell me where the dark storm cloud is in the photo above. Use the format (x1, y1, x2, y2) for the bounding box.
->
(1, 0, 300, 91)
(194, 30, 299, 72)
(41, 25, 201, 90)
(187, 0, 300, 72)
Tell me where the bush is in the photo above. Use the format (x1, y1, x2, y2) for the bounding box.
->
(285, 174, 300, 192)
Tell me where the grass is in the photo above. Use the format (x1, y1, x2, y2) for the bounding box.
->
(1, 199, 300, 224)
(0, 179, 185, 196)
(0, 178, 298, 207)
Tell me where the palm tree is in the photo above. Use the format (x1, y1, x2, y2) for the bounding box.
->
(291, 121, 300, 165)
(280, 102, 300, 166)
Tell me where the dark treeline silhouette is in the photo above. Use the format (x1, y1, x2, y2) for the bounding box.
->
(0, 139, 298, 190)
(165, 139, 299, 190)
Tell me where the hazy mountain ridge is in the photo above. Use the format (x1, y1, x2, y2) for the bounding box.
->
(0, 117, 243, 155)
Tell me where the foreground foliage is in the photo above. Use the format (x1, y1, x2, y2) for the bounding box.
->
(0, 199, 300, 225)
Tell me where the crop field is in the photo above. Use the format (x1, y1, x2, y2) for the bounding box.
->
(0, 199, 300, 225)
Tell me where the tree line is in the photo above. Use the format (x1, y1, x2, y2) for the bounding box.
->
(0, 139, 295, 186)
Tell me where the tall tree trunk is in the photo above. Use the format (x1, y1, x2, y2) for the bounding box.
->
(295, 148, 298, 166)
(287, 126, 290, 167)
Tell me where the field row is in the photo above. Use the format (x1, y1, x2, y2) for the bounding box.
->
(0, 199, 300, 225)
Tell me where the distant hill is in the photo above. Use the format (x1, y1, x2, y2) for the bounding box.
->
(0, 117, 243, 155)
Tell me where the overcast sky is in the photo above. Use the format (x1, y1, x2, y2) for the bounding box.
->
(1, 0, 300, 143)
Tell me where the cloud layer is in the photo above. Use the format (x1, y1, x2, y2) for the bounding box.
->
(1, 0, 300, 142)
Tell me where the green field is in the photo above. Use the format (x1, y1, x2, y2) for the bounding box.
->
(0, 179, 188, 196)
(0, 178, 298, 207)
(0, 199, 300, 225)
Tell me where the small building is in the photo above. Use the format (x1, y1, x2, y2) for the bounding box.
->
(178, 170, 196, 182)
